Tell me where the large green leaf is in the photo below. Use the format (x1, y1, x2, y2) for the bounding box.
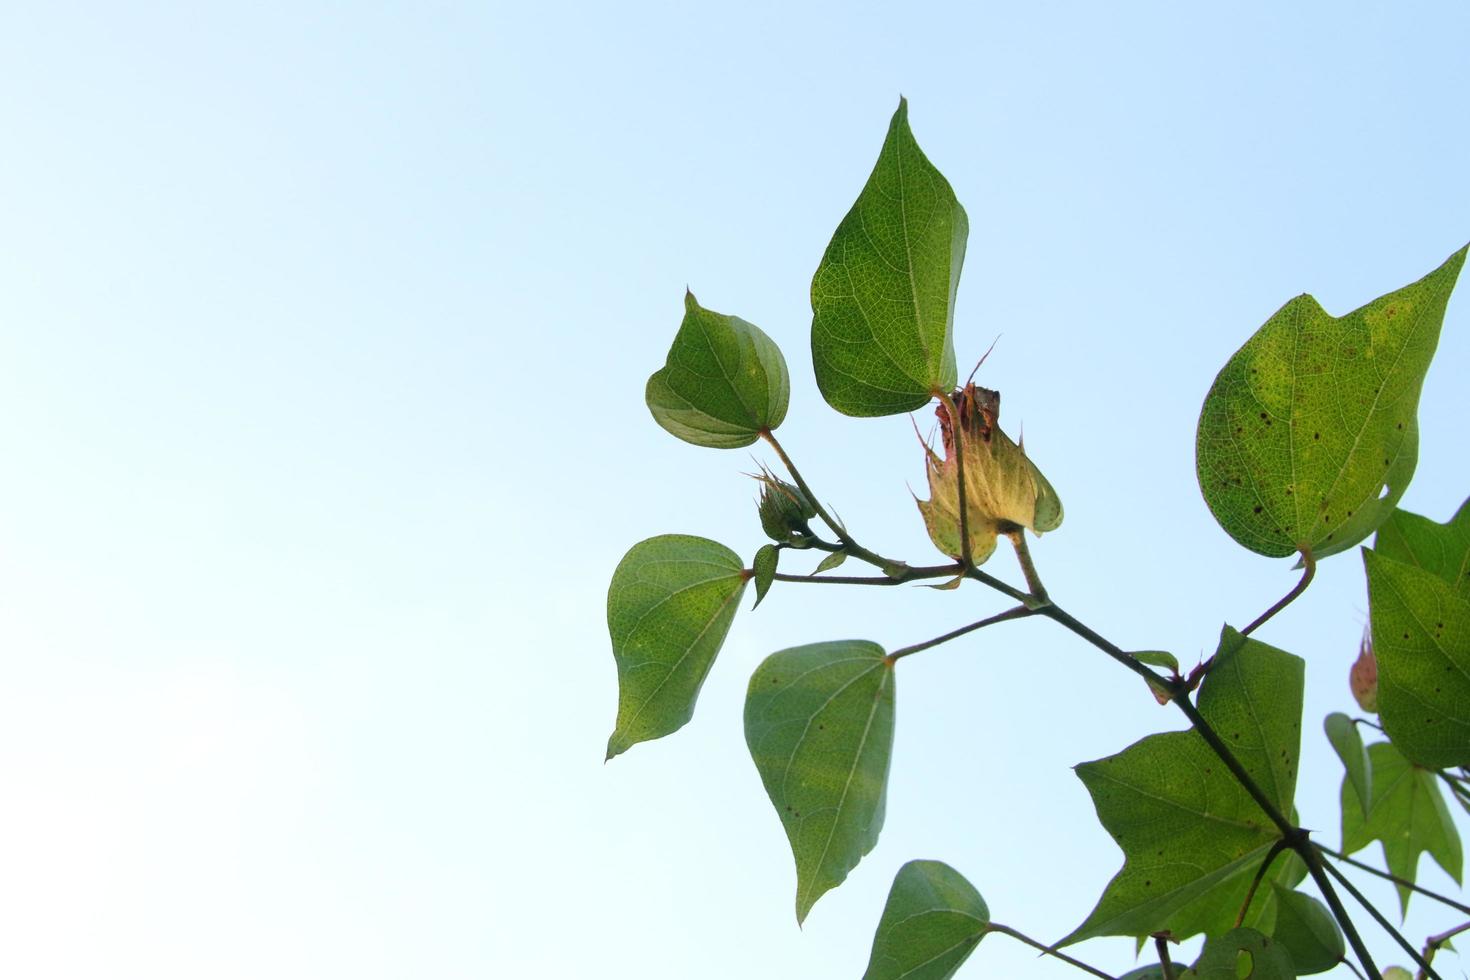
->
(1324, 712, 1372, 815)
(1340, 740, 1462, 913)
(1374, 497, 1470, 598)
(1268, 886, 1343, 975)
(863, 860, 988, 980)
(1185, 928, 1296, 979)
(1064, 628, 1304, 944)
(605, 535, 748, 759)
(810, 99, 965, 416)
(1197, 246, 1465, 560)
(645, 291, 789, 448)
(745, 640, 895, 923)
(1364, 547, 1470, 768)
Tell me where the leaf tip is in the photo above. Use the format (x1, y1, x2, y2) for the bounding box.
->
(683, 287, 699, 312)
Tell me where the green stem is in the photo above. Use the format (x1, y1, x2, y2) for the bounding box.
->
(772, 565, 960, 587)
(1340, 958, 1368, 980)
(888, 606, 1034, 661)
(1418, 920, 1470, 980)
(1298, 846, 1383, 980)
(1235, 839, 1288, 928)
(1241, 551, 1315, 636)
(1006, 529, 1049, 606)
(1153, 935, 1178, 980)
(985, 923, 1116, 979)
(936, 391, 974, 569)
(963, 566, 1031, 604)
(1318, 845, 1470, 915)
(1317, 852, 1440, 979)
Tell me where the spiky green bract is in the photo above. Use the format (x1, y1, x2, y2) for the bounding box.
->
(810, 99, 965, 416)
(1064, 628, 1304, 945)
(745, 640, 895, 923)
(1197, 246, 1465, 560)
(1340, 740, 1462, 913)
(605, 535, 747, 759)
(646, 291, 789, 448)
(863, 860, 988, 980)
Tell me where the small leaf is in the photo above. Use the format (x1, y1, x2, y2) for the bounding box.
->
(1133, 650, 1181, 674)
(810, 98, 966, 416)
(1324, 712, 1372, 815)
(752, 544, 778, 608)
(862, 860, 988, 980)
(1196, 246, 1466, 560)
(605, 535, 748, 759)
(745, 640, 895, 923)
(1063, 628, 1304, 944)
(1268, 885, 1343, 975)
(646, 291, 790, 448)
(1118, 966, 1190, 980)
(1184, 928, 1296, 979)
(1364, 547, 1470, 768)
(1340, 740, 1462, 913)
(813, 550, 848, 574)
(1374, 496, 1470, 598)
(1381, 967, 1412, 980)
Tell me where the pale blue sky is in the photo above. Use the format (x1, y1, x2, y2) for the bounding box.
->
(1, 2, 1468, 977)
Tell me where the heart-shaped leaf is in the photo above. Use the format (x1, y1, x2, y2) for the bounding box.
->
(1268, 886, 1343, 975)
(745, 640, 895, 923)
(863, 860, 988, 980)
(1185, 928, 1296, 979)
(1374, 497, 1470, 597)
(1197, 246, 1465, 560)
(810, 99, 965, 416)
(606, 535, 748, 759)
(646, 291, 790, 448)
(1364, 547, 1470, 768)
(1324, 712, 1372, 815)
(1064, 628, 1303, 944)
(1340, 739, 1462, 913)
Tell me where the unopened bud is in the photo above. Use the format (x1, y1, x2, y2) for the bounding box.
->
(755, 469, 816, 543)
(915, 383, 1064, 564)
(1351, 629, 1378, 713)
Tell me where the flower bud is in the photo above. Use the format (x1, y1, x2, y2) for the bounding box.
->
(1350, 628, 1378, 712)
(915, 383, 1063, 564)
(755, 469, 816, 543)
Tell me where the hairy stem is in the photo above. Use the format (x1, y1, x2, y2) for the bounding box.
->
(1235, 838, 1288, 928)
(1318, 854, 1441, 979)
(1319, 845, 1470, 915)
(985, 923, 1116, 979)
(1418, 920, 1470, 980)
(1241, 550, 1315, 636)
(889, 606, 1034, 661)
(1007, 529, 1049, 605)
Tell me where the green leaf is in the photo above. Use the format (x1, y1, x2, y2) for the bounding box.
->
(752, 544, 778, 608)
(1133, 650, 1181, 674)
(1381, 968, 1412, 980)
(1184, 928, 1296, 979)
(605, 535, 748, 759)
(1340, 740, 1462, 913)
(862, 860, 988, 980)
(1119, 967, 1190, 980)
(1323, 712, 1372, 815)
(813, 549, 848, 574)
(1196, 246, 1466, 560)
(1374, 497, 1470, 598)
(1064, 627, 1304, 944)
(810, 98, 965, 416)
(745, 640, 895, 923)
(1364, 547, 1470, 768)
(645, 291, 790, 448)
(1268, 886, 1343, 975)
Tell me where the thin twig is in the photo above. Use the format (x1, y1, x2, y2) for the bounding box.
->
(1241, 550, 1315, 636)
(985, 923, 1116, 980)
(1318, 845, 1470, 915)
(1418, 920, 1470, 980)
(1340, 957, 1367, 980)
(1318, 854, 1442, 979)
(1007, 529, 1049, 605)
(759, 430, 885, 568)
(889, 606, 1034, 661)
(771, 563, 961, 587)
(1235, 839, 1289, 927)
